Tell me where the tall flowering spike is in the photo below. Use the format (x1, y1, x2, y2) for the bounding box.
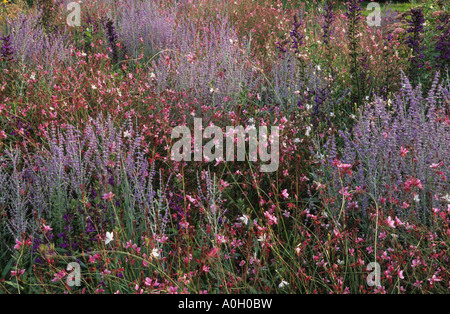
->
(323, 73, 450, 220)
(290, 12, 304, 55)
(435, 12, 450, 69)
(345, 0, 364, 107)
(1, 35, 14, 62)
(345, 0, 363, 20)
(406, 7, 426, 81)
(105, 18, 119, 64)
(275, 39, 288, 56)
(322, 0, 334, 46)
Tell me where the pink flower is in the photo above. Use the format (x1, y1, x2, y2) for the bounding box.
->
(42, 223, 52, 232)
(281, 189, 289, 199)
(206, 247, 220, 259)
(428, 275, 442, 285)
(51, 270, 67, 282)
(179, 219, 189, 229)
(332, 159, 353, 176)
(102, 191, 115, 201)
(395, 216, 403, 226)
(11, 269, 25, 277)
(216, 234, 227, 244)
(338, 187, 352, 199)
(220, 179, 230, 189)
(430, 162, 443, 169)
(202, 265, 210, 273)
(145, 277, 160, 287)
(264, 211, 278, 225)
(14, 239, 23, 250)
(404, 177, 423, 192)
(386, 216, 395, 228)
(400, 146, 409, 157)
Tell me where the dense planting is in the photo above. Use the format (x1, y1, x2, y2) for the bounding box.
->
(0, 0, 449, 294)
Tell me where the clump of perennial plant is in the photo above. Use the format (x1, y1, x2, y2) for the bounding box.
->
(316, 73, 450, 223)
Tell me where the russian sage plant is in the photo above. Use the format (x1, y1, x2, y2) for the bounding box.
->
(0, 115, 171, 251)
(315, 73, 450, 223)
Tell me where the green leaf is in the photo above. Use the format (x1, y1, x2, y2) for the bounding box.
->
(4, 280, 22, 290)
(1, 258, 14, 279)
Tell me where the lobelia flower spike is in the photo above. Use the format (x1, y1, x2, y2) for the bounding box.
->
(435, 12, 450, 69)
(406, 7, 426, 83)
(322, 0, 334, 47)
(105, 18, 119, 65)
(0, 34, 14, 62)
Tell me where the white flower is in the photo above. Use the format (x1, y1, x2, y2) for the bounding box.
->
(305, 125, 312, 137)
(441, 194, 450, 203)
(257, 234, 266, 242)
(294, 138, 301, 143)
(92, 85, 97, 90)
(238, 215, 249, 225)
(151, 248, 160, 259)
(149, 72, 156, 79)
(279, 280, 289, 288)
(330, 112, 335, 117)
(123, 130, 131, 138)
(413, 194, 420, 203)
(105, 231, 114, 245)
